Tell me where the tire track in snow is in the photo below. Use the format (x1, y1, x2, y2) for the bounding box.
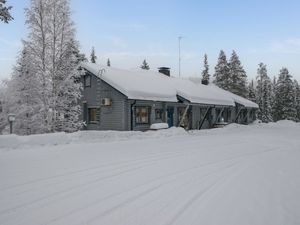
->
(163, 168, 237, 225)
(0, 144, 280, 225)
(7, 149, 189, 196)
(0, 136, 258, 191)
(82, 162, 240, 225)
(0, 147, 207, 217)
(45, 160, 237, 224)
(0, 148, 187, 191)
(1, 146, 279, 219)
(162, 148, 281, 225)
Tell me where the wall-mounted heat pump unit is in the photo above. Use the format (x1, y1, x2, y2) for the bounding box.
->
(101, 98, 112, 106)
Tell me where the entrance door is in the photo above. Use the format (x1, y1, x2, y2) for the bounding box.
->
(167, 107, 174, 127)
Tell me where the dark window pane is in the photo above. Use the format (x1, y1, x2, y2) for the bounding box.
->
(84, 75, 91, 87)
(155, 109, 162, 119)
(88, 108, 97, 123)
(135, 107, 149, 124)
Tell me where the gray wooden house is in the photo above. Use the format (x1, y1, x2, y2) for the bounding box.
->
(79, 63, 258, 131)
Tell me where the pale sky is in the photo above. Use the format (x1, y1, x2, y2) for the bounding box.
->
(1, 0, 300, 81)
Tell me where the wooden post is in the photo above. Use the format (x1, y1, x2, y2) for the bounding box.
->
(215, 107, 224, 123)
(234, 107, 244, 123)
(198, 106, 212, 130)
(178, 105, 190, 128)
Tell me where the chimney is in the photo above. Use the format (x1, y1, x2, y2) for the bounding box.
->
(158, 67, 170, 76)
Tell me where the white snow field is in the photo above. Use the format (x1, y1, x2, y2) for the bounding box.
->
(0, 121, 300, 225)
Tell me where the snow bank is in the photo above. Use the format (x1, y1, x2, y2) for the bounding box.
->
(0, 133, 70, 150)
(2, 120, 298, 150)
(0, 127, 187, 150)
(150, 123, 169, 130)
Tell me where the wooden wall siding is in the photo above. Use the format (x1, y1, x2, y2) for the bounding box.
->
(82, 73, 128, 131)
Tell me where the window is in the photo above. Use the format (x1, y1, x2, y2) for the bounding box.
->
(84, 75, 91, 87)
(88, 108, 97, 123)
(135, 107, 150, 124)
(155, 109, 162, 120)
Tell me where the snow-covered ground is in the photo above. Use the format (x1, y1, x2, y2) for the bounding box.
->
(0, 121, 300, 225)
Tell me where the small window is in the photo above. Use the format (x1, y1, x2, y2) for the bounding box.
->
(84, 75, 91, 87)
(155, 109, 162, 120)
(88, 108, 97, 123)
(135, 107, 150, 124)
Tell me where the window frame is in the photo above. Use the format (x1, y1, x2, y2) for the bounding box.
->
(135, 106, 150, 125)
(84, 74, 91, 88)
(88, 108, 98, 124)
(155, 108, 163, 120)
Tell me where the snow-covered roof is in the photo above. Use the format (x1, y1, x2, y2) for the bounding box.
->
(81, 62, 258, 108)
(170, 78, 235, 106)
(206, 85, 259, 108)
(81, 63, 178, 102)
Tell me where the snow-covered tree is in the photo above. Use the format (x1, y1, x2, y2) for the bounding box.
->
(271, 76, 277, 119)
(201, 54, 210, 85)
(71, 39, 87, 63)
(140, 59, 150, 70)
(248, 79, 256, 103)
(107, 58, 111, 67)
(255, 63, 273, 122)
(4, 44, 43, 135)
(90, 46, 97, 63)
(213, 50, 230, 90)
(228, 50, 248, 98)
(14, 0, 83, 133)
(0, 0, 13, 23)
(53, 39, 83, 132)
(294, 80, 300, 121)
(0, 80, 9, 133)
(273, 68, 297, 121)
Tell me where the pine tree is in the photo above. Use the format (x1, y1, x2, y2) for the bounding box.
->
(201, 54, 210, 85)
(271, 76, 277, 119)
(107, 58, 111, 67)
(0, 0, 13, 23)
(90, 46, 97, 63)
(294, 80, 300, 121)
(213, 50, 230, 90)
(228, 50, 248, 98)
(0, 80, 9, 133)
(140, 59, 150, 70)
(5, 44, 42, 135)
(248, 79, 256, 103)
(71, 38, 87, 63)
(255, 63, 273, 122)
(273, 68, 297, 121)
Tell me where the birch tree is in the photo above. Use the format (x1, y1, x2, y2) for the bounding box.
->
(8, 0, 84, 133)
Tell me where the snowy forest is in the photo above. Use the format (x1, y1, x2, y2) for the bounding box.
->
(0, 0, 300, 135)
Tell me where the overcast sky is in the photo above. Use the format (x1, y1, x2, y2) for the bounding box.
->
(1, 0, 300, 81)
